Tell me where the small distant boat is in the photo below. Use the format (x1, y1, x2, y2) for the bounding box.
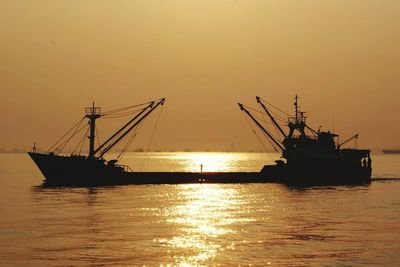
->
(238, 95, 372, 184)
(382, 149, 400, 154)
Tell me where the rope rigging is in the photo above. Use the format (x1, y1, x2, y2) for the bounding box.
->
(45, 98, 165, 158)
(100, 101, 154, 116)
(258, 104, 283, 143)
(101, 108, 145, 119)
(140, 104, 164, 171)
(257, 96, 291, 117)
(53, 123, 88, 154)
(47, 117, 85, 153)
(241, 104, 287, 141)
(117, 122, 142, 159)
(94, 103, 155, 156)
(71, 127, 89, 155)
(78, 128, 88, 155)
(245, 104, 287, 124)
(95, 125, 101, 148)
(96, 98, 165, 158)
(238, 103, 284, 151)
(240, 112, 276, 163)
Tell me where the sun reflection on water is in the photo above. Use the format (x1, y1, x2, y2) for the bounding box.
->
(120, 151, 278, 172)
(156, 184, 250, 266)
(169, 152, 249, 172)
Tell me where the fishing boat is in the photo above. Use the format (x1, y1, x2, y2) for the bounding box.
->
(29, 96, 371, 186)
(238, 95, 372, 184)
(28, 98, 259, 186)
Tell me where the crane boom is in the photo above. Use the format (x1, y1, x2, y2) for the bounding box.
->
(338, 134, 359, 148)
(94, 101, 155, 155)
(98, 98, 165, 158)
(256, 96, 287, 138)
(238, 103, 284, 151)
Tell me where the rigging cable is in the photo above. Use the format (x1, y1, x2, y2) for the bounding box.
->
(53, 123, 88, 154)
(95, 124, 101, 148)
(78, 128, 88, 155)
(140, 105, 164, 171)
(94, 103, 156, 157)
(258, 103, 283, 143)
(241, 112, 276, 163)
(101, 108, 144, 119)
(257, 97, 291, 116)
(245, 105, 287, 123)
(117, 123, 142, 159)
(100, 101, 154, 116)
(71, 126, 89, 155)
(97, 115, 142, 158)
(47, 117, 85, 152)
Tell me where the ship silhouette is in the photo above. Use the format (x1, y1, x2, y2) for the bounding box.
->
(238, 95, 371, 184)
(29, 96, 371, 186)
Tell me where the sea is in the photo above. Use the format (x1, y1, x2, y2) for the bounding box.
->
(0, 152, 399, 266)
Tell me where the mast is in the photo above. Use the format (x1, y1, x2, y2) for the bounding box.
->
(238, 103, 284, 151)
(85, 102, 101, 159)
(287, 95, 307, 138)
(256, 96, 287, 138)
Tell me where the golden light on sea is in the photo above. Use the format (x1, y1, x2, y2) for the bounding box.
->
(157, 184, 251, 266)
(169, 152, 250, 172)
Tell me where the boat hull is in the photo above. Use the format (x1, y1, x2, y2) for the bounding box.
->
(261, 162, 372, 185)
(28, 152, 262, 186)
(29, 152, 371, 186)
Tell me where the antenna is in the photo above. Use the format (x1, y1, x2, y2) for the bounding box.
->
(294, 94, 299, 122)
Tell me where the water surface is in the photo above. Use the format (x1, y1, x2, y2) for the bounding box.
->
(0, 152, 399, 266)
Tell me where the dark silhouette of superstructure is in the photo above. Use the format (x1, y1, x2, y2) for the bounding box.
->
(238, 95, 371, 184)
(28, 96, 371, 186)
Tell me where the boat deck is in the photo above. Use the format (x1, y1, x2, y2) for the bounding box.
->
(128, 171, 266, 184)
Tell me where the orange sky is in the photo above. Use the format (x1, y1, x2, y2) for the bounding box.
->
(1, 0, 399, 151)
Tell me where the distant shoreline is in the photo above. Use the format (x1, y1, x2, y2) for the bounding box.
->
(0, 150, 396, 155)
(0, 150, 268, 154)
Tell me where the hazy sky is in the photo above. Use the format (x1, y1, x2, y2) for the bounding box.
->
(1, 0, 399, 151)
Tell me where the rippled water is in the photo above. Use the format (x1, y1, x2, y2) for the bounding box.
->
(0, 152, 399, 266)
